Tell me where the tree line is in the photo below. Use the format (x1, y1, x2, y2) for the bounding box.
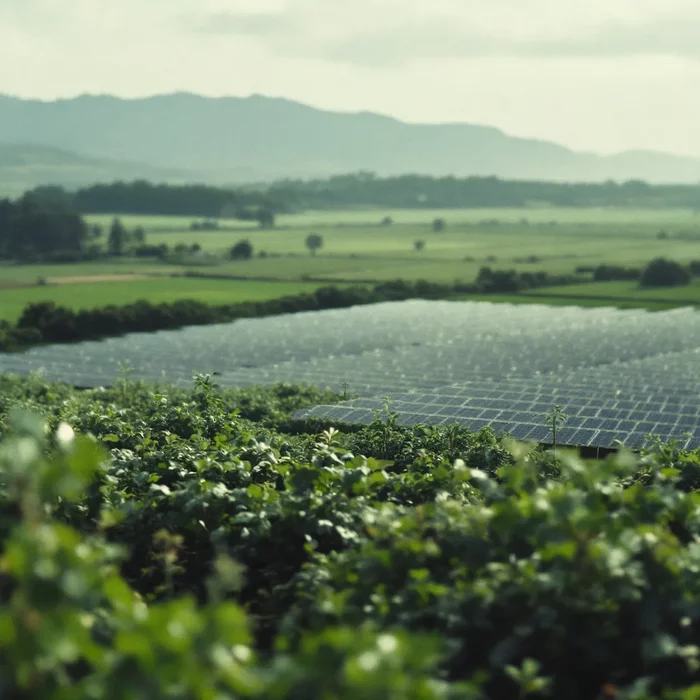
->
(0, 271, 581, 352)
(0, 187, 88, 261)
(267, 173, 700, 210)
(57, 175, 700, 219)
(73, 180, 280, 222)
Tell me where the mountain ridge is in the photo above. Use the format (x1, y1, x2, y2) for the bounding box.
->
(0, 92, 698, 185)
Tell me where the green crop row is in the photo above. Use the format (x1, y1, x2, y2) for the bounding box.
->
(1, 372, 700, 698)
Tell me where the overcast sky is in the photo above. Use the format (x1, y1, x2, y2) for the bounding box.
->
(1, 0, 699, 156)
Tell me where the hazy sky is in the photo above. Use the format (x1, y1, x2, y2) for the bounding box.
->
(1, 0, 699, 156)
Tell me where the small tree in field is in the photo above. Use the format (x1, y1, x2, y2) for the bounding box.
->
(433, 218, 446, 233)
(305, 233, 323, 256)
(414, 240, 425, 252)
(133, 227, 146, 244)
(108, 217, 126, 256)
(230, 239, 253, 260)
(257, 206, 275, 229)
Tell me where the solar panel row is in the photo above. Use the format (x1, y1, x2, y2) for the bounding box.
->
(1, 300, 699, 450)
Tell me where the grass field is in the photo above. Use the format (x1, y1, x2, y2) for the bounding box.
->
(0, 260, 177, 284)
(139, 208, 700, 285)
(455, 292, 682, 312)
(3, 207, 700, 319)
(0, 278, 324, 323)
(526, 280, 700, 306)
(85, 207, 698, 230)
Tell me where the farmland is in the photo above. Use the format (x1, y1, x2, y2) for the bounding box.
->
(3, 370, 700, 698)
(5, 201, 700, 696)
(0, 275, 324, 323)
(2, 205, 698, 321)
(90, 207, 700, 284)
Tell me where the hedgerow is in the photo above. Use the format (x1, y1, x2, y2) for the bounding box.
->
(1, 270, 582, 352)
(1, 372, 700, 698)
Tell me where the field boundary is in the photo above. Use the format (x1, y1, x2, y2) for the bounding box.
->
(519, 290, 700, 307)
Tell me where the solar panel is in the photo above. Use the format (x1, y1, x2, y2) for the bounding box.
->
(3, 299, 700, 450)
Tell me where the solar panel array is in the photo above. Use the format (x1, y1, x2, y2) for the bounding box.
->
(2, 300, 700, 449)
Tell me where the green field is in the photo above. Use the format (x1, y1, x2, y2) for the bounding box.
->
(85, 207, 698, 229)
(0, 260, 176, 284)
(86, 207, 700, 285)
(3, 207, 700, 320)
(527, 279, 700, 306)
(0, 277, 324, 323)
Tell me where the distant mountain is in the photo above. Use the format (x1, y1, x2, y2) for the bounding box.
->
(0, 141, 186, 196)
(0, 92, 698, 185)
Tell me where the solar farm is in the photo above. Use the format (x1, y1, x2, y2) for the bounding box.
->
(2, 299, 700, 450)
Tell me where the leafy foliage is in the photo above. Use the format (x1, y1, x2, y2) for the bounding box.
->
(230, 239, 254, 260)
(0, 188, 87, 261)
(1, 270, 585, 353)
(2, 373, 700, 697)
(305, 234, 324, 256)
(641, 258, 691, 288)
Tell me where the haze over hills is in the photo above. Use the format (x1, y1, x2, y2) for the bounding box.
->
(0, 142, 186, 196)
(0, 92, 699, 187)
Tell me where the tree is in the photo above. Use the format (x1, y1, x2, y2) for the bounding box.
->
(414, 240, 425, 252)
(108, 218, 127, 256)
(230, 239, 253, 260)
(640, 258, 690, 288)
(305, 233, 324, 256)
(432, 218, 446, 232)
(190, 243, 202, 254)
(0, 190, 87, 261)
(381, 216, 393, 226)
(257, 206, 275, 228)
(133, 227, 146, 244)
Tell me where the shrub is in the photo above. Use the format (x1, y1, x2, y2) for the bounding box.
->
(230, 239, 254, 260)
(640, 258, 690, 288)
(2, 376, 700, 697)
(593, 264, 641, 282)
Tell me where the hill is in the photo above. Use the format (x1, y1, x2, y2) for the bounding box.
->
(0, 141, 186, 196)
(0, 92, 699, 184)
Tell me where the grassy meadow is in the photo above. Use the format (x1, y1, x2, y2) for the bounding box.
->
(1, 206, 700, 322)
(87, 206, 700, 282)
(0, 276, 324, 323)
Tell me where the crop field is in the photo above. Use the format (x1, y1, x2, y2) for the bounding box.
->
(5, 210, 700, 698)
(87, 207, 696, 229)
(0, 259, 177, 284)
(526, 279, 700, 305)
(88, 207, 700, 285)
(4, 207, 700, 318)
(0, 276, 323, 323)
(3, 372, 700, 698)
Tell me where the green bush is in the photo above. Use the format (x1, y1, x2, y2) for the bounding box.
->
(640, 258, 691, 288)
(1, 374, 700, 697)
(0, 408, 465, 698)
